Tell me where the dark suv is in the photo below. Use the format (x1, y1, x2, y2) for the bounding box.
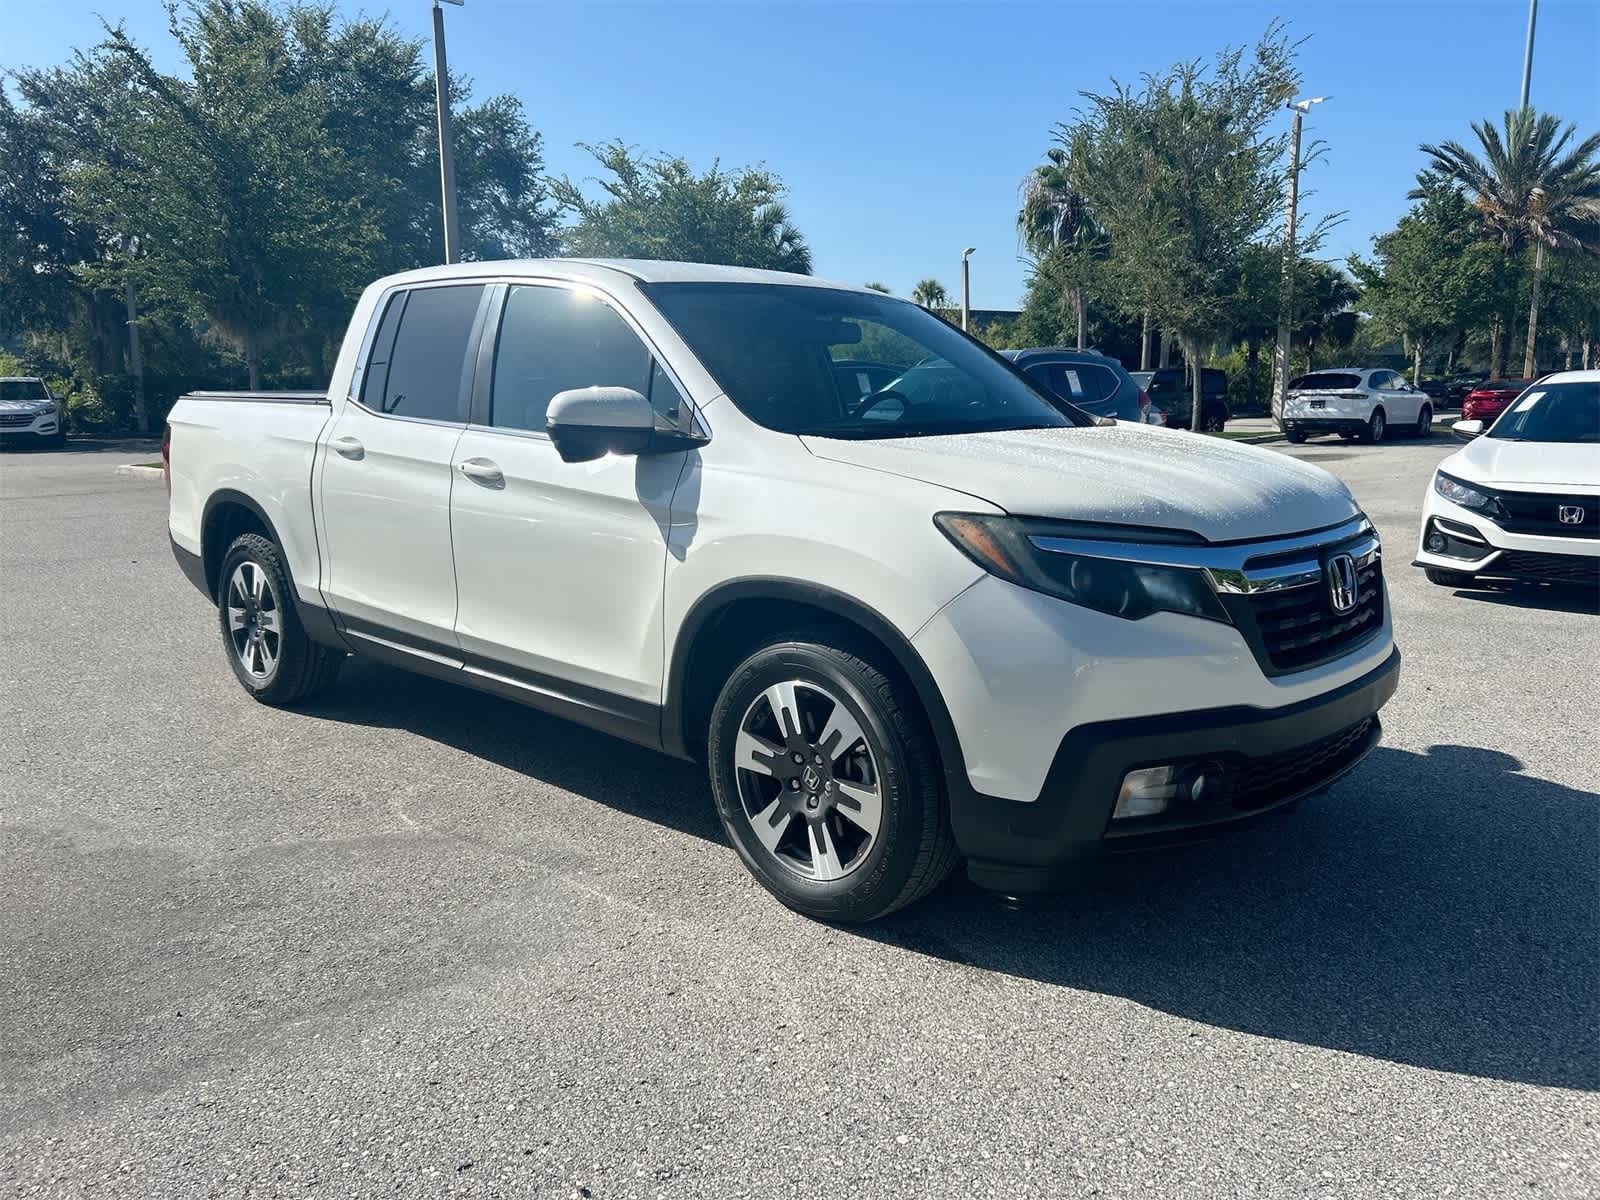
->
(1144, 367, 1230, 431)
(1000, 348, 1145, 423)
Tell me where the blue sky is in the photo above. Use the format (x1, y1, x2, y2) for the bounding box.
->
(8, 1, 1599, 308)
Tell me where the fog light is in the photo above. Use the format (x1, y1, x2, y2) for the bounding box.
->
(1425, 531, 1447, 553)
(1114, 765, 1178, 820)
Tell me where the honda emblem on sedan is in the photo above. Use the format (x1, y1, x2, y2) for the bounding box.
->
(1558, 505, 1585, 525)
(1326, 553, 1358, 614)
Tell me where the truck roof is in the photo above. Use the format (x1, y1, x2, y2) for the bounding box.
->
(369, 258, 867, 294)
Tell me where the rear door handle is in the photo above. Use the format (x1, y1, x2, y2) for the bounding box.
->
(458, 458, 505, 489)
(330, 436, 365, 460)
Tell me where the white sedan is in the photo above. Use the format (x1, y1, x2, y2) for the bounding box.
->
(1414, 370, 1599, 590)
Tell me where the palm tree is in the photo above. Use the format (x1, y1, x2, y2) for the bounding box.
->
(1293, 263, 1360, 372)
(911, 278, 948, 309)
(1017, 147, 1099, 348)
(1420, 109, 1600, 378)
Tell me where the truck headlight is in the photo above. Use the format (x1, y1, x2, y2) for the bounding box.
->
(1433, 472, 1500, 514)
(934, 513, 1230, 623)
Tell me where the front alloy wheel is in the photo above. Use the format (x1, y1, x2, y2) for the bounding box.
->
(735, 680, 883, 882)
(707, 633, 958, 921)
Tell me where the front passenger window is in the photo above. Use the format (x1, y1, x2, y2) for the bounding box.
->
(491, 285, 654, 433)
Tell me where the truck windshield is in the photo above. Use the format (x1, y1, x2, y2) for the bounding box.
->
(1487, 381, 1599, 443)
(639, 282, 1079, 439)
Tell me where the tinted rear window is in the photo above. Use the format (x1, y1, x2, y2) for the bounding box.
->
(372, 284, 486, 422)
(1289, 373, 1361, 391)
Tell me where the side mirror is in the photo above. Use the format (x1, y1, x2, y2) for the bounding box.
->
(1452, 419, 1485, 441)
(546, 387, 656, 463)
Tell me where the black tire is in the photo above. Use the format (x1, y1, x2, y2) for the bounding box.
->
(1200, 406, 1227, 433)
(1362, 408, 1386, 444)
(707, 630, 958, 922)
(1414, 404, 1433, 438)
(1286, 431, 1307, 444)
(1425, 567, 1475, 588)
(217, 532, 344, 705)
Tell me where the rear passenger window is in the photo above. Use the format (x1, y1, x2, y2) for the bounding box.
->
(372, 284, 485, 422)
(490, 285, 653, 433)
(1051, 363, 1118, 404)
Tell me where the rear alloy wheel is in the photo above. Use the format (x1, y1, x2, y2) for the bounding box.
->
(1363, 409, 1386, 444)
(217, 532, 344, 705)
(1200, 407, 1227, 433)
(1415, 404, 1433, 438)
(708, 634, 957, 922)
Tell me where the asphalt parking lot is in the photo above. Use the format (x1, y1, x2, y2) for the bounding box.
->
(2, 434, 1596, 1198)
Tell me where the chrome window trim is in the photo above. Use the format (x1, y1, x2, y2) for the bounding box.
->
(1030, 516, 1378, 595)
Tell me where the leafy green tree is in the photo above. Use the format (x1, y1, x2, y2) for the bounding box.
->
(1066, 23, 1303, 418)
(5, 0, 556, 408)
(554, 141, 809, 272)
(910, 279, 948, 308)
(1420, 108, 1600, 377)
(1349, 184, 1500, 382)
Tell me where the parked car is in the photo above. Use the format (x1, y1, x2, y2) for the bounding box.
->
(1142, 366, 1229, 431)
(1446, 373, 1487, 403)
(1279, 368, 1433, 444)
(0, 377, 65, 448)
(165, 260, 1399, 922)
(1416, 371, 1598, 589)
(1417, 378, 1455, 401)
(1000, 347, 1145, 423)
(1127, 371, 1167, 425)
(1461, 378, 1535, 425)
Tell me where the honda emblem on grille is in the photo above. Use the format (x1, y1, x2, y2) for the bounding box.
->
(1326, 553, 1358, 614)
(1558, 505, 1585, 525)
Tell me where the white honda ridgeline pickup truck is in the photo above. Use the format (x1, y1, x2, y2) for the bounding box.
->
(166, 260, 1400, 921)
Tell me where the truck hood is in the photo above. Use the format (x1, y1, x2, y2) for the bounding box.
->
(1445, 436, 1600, 489)
(800, 423, 1360, 542)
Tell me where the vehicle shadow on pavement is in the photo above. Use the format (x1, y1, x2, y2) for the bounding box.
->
(1445, 582, 1600, 616)
(0, 436, 161, 456)
(298, 660, 727, 845)
(864, 744, 1599, 1092)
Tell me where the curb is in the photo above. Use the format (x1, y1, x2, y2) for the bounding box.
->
(115, 464, 164, 480)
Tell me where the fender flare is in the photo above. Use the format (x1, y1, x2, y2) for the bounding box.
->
(661, 578, 973, 803)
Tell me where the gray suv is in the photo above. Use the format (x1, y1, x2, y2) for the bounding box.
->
(1001, 348, 1146, 423)
(1143, 366, 1230, 431)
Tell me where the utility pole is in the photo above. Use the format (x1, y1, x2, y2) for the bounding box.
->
(1521, 0, 1538, 109)
(960, 247, 976, 332)
(432, 0, 464, 264)
(125, 278, 146, 433)
(1271, 96, 1327, 422)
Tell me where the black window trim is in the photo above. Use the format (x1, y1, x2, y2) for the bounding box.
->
(344, 273, 709, 441)
(346, 280, 492, 429)
(464, 276, 709, 443)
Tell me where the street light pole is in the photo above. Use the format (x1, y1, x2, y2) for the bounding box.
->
(1271, 96, 1327, 422)
(431, 0, 464, 265)
(961, 246, 976, 332)
(1520, 0, 1538, 109)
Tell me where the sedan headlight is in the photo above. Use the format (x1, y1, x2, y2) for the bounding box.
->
(934, 513, 1230, 623)
(1433, 471, 1500, 514)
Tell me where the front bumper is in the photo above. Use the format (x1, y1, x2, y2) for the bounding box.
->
(1413, 493, 1600, 585)
(951, 647, 1400, 893)
(0, 414, 63, 443)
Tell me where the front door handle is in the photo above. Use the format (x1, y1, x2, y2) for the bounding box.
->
(330, 436, 365, 461)
(458, 458, 505, 489)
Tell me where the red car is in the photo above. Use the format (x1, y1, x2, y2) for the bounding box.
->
(1461, 378, 1534, 425)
